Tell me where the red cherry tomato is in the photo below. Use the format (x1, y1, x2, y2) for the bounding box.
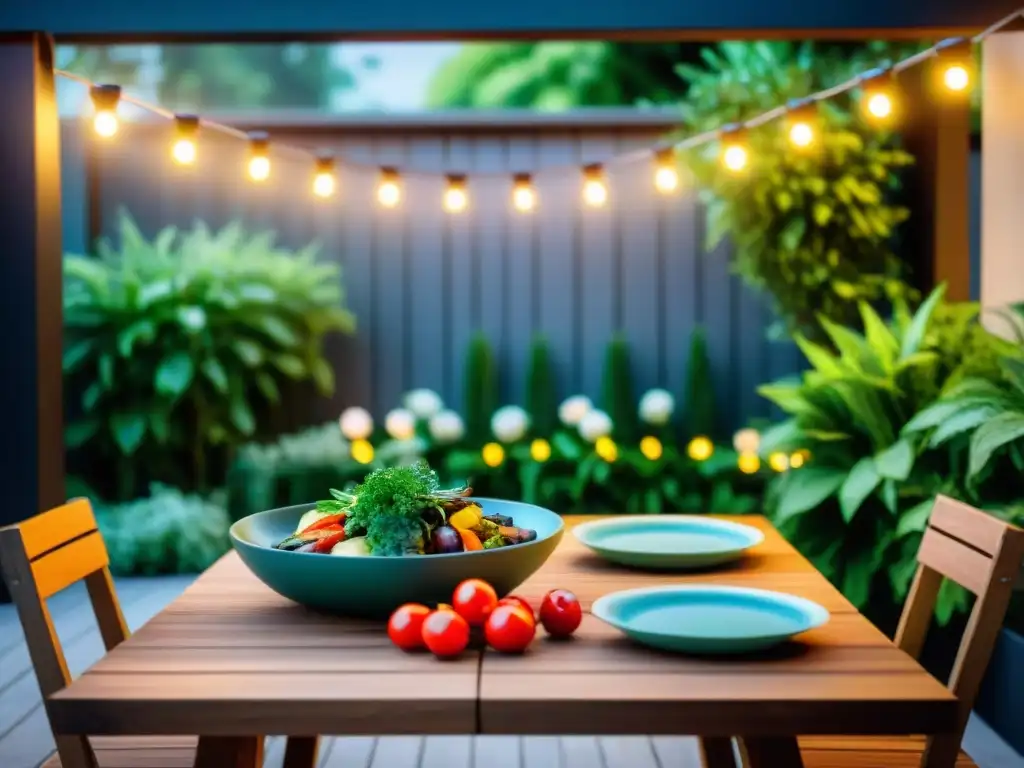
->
(422, 608, 470, 658)
(539, 589, 582, 638)
(484, 604, 536, 653)
(498, 595, 535, 621)
(452, 578, 498, 626)
(388, 603, 431, 651)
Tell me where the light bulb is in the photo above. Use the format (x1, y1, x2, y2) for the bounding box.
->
(654, 165, 679, 193)
(313, 172, 335, 198)
(248, 155, 270, 182)
(512, 174, 536, 212)
(93, 111, 119, 138)
(788, 122, 814, 148)
(943, 64, 970, 92)
(172, 139, 196, 165)
(581, 164, 608, 207)
(377, 168, 401, 208)
(443, 176, 468, 213)
(722, 144, 748, 173)
(865, 91, 893, 120)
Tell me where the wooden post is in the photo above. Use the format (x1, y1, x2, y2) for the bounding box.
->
(981, 29, 1024, 332)
(900, 65, 972, 301)
(0, 33, 65, 603)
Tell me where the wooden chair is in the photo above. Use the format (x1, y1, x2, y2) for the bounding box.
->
(797, 494, 1024, 768)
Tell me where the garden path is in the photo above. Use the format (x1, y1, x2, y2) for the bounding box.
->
(0, 575, 1019, 768)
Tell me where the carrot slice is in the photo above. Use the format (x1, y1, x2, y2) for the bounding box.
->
(301, 513, 346, 534)
(457, 528, 483, 551)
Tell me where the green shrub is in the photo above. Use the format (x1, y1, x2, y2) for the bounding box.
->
(525, 335, 558, 437)
(682, 326, 716, 438)
(97, 484, 231, 575)
(463, 332, 498, 445)
(677, 42, 916, 342)
(63, 212, 355, 499)
(600, 334, 638, 442)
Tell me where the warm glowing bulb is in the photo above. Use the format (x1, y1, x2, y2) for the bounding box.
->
(866, 92, 893, 120)
(93, 111, 118, 138)
(583, 179, 608, 207)
(378, 180, 401, 208)
(248, 156, 270, 182)
(789, 122, 814, 148)
(654, 165, 679, 194)
(789, 451, 806, 469)
(444, 186, 468, 213)
(350, 438, 374, 465)
(595, 436, 618, 462)
(482, 442, 505, 468)
(313, 172, 336, 198)
(530, 438, 551, 462)
(738, 452, 761, 474)
(687, 436, 714, 462)
(640, 436, 663, 461)
(722, 145, 748, 173)
(943, 64, 970, 92)
(172, 139, 196, 165)
(513, 184, 536, 212)
(768, 452, 790, 472)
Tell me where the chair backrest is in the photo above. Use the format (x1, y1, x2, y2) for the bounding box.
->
(0, 498, 129, 701)
(894, 494, 1024, 763)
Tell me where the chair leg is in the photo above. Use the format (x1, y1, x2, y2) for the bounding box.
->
(699, 737, 739, 768)
(194, 736, 264, 768)
(921, 733, 962, 768)
(55, 735, 99, 768)
(283, 736, 320, 768)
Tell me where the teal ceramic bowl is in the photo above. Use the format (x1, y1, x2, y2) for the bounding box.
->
(573, 515, 764, 570)
(593, 585, 830, 654)
(230, 498, 564, 618)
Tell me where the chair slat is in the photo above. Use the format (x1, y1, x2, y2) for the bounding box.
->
(927, 496, 1007, 556)
(19, 498, 98, 560)
(31, 531, 110, 600)
(916, 527, 990, 596)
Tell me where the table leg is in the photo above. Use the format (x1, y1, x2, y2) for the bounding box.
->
(699, 737, 739, 768)
(193, 736, 264, 768)
(739, 736, 804, 768)
(283, 736, 320, 768)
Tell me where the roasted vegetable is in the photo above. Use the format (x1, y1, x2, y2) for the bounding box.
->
(432, 525, 464, 554)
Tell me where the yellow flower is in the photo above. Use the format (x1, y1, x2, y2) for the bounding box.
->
(790, 449, 810, 468)
(595, 436, 618, 462)
(350, 438, 375, 465)
(530, 438, 552, 462)
(737, 452, 760, 474)
(687, 436, 714, 461)
(482, 442, 505, 467)
(768, 452, 790, 472)
(639, 436, 663, 461)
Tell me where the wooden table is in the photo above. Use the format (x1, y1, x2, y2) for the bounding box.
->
(47, 515, 958, 768)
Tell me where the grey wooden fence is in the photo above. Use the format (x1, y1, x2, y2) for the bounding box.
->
(59, 110, 803, 435)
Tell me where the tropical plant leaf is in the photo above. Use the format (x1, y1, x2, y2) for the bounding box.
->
(772, 467, 846, 526)
(874, 439, 914, 481)
(838, 457, 881, 522)
(899, 284, 946, 360)
(969, 412, 1024, 478)
(155, 353, 195, 397)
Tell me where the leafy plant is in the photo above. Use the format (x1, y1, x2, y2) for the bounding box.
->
(64, 212, 355, 499)
(526, 335, 558, 437)
(97, 484, 231, 575)
(682, 326, 716, 438)
(601, 334, 638, 442)
(758, 286, 1004, 622)
(463, 332, 498, 446)
(677, 42, 916, 342)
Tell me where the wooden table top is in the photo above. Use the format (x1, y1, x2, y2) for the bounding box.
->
(48, 515, 957, 739)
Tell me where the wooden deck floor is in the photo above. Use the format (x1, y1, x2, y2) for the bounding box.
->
(0, 575, 1019, 768)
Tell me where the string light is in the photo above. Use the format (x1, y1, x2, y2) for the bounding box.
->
(935, 37, 974, 93)
(312, 155, 336, 198)
(640, 436, 663, 461)
(512, 173, 536, 212)
(247, 131, 271, 182)
(861, 69, 897, 123)
(482, 442, 505, 468)
(687, 436, 714, 462)
(171, 115, 199, 166)
(719, 125, 749, 173)
(530, 438, 551, 462)
(443, 174, 469, 213)
(738, 452, 761, 474)
(768, 452, 790, 472)
(89, 84, 121, 138)
(653, 147, 679, 194)
(785, 100, 817, 149)
(377, 167, 401, 208)
(582, 164, 608, 207)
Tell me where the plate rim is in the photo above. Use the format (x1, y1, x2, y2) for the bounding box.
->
(591, 584, 831, 644)
(572, 514, 766, 556)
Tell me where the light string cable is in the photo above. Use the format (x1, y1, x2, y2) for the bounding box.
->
(55, 6, 1024, 183)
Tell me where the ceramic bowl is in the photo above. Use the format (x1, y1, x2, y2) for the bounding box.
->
(230, 498, 564, 618)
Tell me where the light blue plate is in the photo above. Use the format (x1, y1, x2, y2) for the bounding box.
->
(573, 515, 764, 569)
(592, 585, 830, 654)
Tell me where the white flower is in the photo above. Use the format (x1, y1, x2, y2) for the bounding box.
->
(491, 405, 530, 443)
(429, 410, 465, 444)
(403, 389, 444, 419)
(638, 388, 675, 425)
(733, 428, 761, 454)
(558, 395, 593, 426)
(384, 408, 417, 441)
(578, 409, 613, 443)
(338, 406, 374, 441)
